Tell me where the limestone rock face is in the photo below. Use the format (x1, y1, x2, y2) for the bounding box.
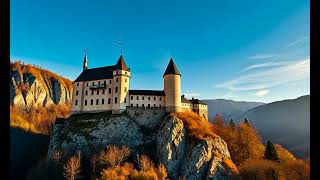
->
(10, 69, 72, 109)
(47, 113, 238, 179)
(156, 116, 238, 180)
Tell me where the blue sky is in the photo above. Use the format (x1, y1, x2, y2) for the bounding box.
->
(10, 0, 310, 103)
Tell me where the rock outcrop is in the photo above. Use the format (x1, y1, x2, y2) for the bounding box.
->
(10, 62, 72, 110)
(48, 111, 238, 179)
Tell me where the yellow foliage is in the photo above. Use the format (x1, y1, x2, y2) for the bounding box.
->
(222, 158, 239, 174)
(170, 111, 218, 140)
(274, 144, 296, 162)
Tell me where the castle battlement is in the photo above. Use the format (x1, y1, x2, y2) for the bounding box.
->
(71, 53, 208, 119)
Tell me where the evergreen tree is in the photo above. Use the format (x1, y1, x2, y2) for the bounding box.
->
(229, 119, 236, 128)
(264, 140, 280, 162)
(243, 118, 251, 127)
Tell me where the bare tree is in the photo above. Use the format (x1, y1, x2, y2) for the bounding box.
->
(99, 145, 130, 168)
(63, 151, 82, 180)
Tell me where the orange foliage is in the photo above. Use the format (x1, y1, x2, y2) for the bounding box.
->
(170, 111, 218, 140)
(99, 145, 131, 168)
(274, 144, 296, 162)
(10, 103, 71, 135)
(222, 158, 239, 174)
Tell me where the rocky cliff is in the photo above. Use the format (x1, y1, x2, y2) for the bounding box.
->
(47, 109, 238, 179)
(10, 61, 72, 110)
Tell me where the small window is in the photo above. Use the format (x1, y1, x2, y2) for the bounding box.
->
(77, 83, 79, 87)
(159, 104, 161, 107)
(115, 87, 118, 93)
(91, 99, 93, 105)
(142, 96, 145, 100)
(154, 97, 156, 101)
(115, 97, 118, 103)
(136, 104, 138, 107)
(116, 78, 119, 82)
(108, 98, 111, 104)
(124, 98, 127, 103)
(125, 78, 127, 83)
(148, 104, 150, 108)
(109, 88, 111, 94)
(109, 80, 112, 84)
(92, 82, 95, 86)
(86, 90, 88, 95)
(131, 96, 133, 100)
(124, 87, 127, 92)
(159, 97, 162, 101)
(91, 90, 94, 95)
(125, 72, 127, 75)
(85, 100, 87, 106)
(104, 80, 106, 85)
(148, 97, 150, 101)
(102, 99, 104, 104)
(154, 104, 156, 107)
(75, 100, 78, 105)
(96, 99, 99, 105)
(86, 83, 88, 87)
(102, 89, 105, 94)
(76, 90, 79, 96)
(131, 104, 133, 107)
(97, 90, 99, 95)
(136, 96, 139, 100)
(142, 104, 145, 107)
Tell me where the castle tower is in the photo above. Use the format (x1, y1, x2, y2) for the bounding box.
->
(112, 55, 131, 114)
(163, 58, 181, 112)
(83, 50, 88, 70)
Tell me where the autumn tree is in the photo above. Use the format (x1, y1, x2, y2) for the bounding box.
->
(229, 119, 236, 129)
(243, 118, 251, 127)
(212, 114, 225, 136)
(264, 140, 280, 163)
(99, 145, 130, 168)
(63, 151, 82, 180)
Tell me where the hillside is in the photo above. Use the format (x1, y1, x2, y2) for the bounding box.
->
(202, 99, 265, 120)
(236, 95, 310, 159)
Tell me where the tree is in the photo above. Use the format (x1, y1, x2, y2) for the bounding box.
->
(212, 114, 224, 136)
(229, 119, 236, 129)
(243, 118, 251, 127)
(264, 140, 280, 163)
(63, 151, 82, 180)
(99, 145, 130, 168)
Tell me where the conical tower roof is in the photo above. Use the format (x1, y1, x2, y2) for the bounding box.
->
(163, 58, 181, 76)
(115, 54, 129, 70)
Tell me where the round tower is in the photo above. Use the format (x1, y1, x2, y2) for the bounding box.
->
(163, 58, 181, 112)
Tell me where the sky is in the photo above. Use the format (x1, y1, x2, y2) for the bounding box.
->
(10, 0, 310, 103)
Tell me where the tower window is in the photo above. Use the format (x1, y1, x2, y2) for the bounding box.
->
(131, 96, 133, 100)
(102, 98, 104, 104)
(86, 90, 88, 95)
(109, 88, 111, 94)
(96, 99, 99, 105)
(125, 78, 127, 83)
(76, 91, 79, 96)
(115, 87, 118, 93)
(108, 98, 111, 104)
(75, 100, 78, 105)
(85, 100, 87, 106)
(148, 97, 150, 101)
(115, 97, 118, 103)
(91, 99, 93, 105)
(97, 90, 99, 95)
(124, 87, 127, 92)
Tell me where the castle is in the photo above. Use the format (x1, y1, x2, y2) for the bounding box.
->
(71, 53, 208, 119)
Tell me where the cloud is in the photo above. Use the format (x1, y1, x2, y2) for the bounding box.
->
(248, 54, 276, 60)
(286, 35, 309, 48)
(216, 59, 310, 91)
(242, 61, 290, 72)
(254, 89, 269, 97)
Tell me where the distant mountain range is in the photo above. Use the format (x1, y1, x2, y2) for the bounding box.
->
(202, 99, 265, 121)
(202, 95, 310, 159)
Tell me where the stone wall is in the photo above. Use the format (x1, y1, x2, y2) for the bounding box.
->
(126, 106, 166, 129)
